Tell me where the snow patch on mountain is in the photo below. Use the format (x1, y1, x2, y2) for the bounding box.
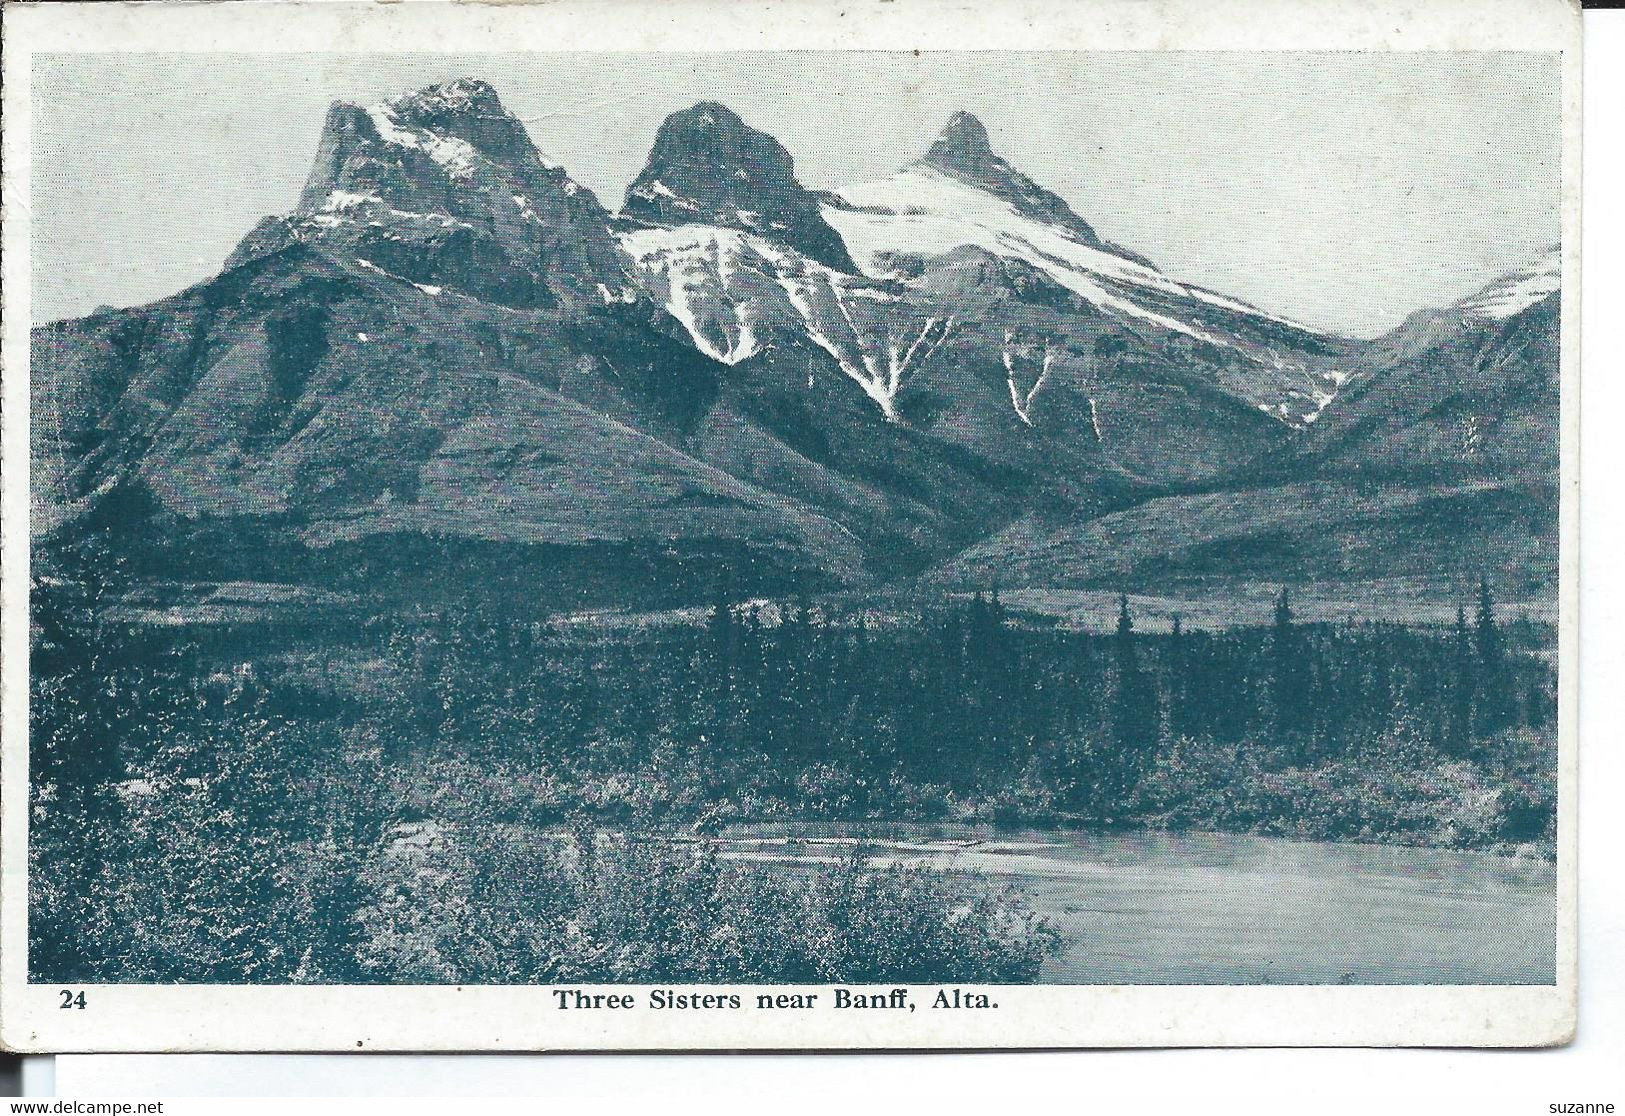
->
(322, 190, 379, 212)
(365, 102, 482, 180)
(301, 191, 472, 232)
(620, 223, 959, 420)
(630, 180, 692, 207)
(827, 166, 1311, 339)
(350, 258, 443, 299)
(1457, 249, 1561, 320)
(620, 226, 767, 364)
(1001, 332, 1055, 427)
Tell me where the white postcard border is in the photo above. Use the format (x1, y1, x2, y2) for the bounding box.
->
(0, 0, 1582, 1052)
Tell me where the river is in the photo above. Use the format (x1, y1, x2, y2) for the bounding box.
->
(713, 823, 1556, 985)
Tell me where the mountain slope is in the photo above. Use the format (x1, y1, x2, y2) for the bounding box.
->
(1290, 249, 1561, 482)
(30, 79, 1555, 617)
(617, 105, 1347, 489)
(229, 79, 639, 311)
(932, 479, 1555, 600)
(621, 102, 856, 272)
(30, 243, 880, 593)
(931, 252, 1562, 600)
(822, 115, 1353, 427)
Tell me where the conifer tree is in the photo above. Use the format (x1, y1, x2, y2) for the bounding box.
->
(1110, 595, 1158, 796)
(1475, 576, 1513, 734)
(1449, 604, 1477, 753)
(1167, 614, 1189, 739)
(707, 576, 736, 676)
(1476, 576, 1505, 669)
(1270, 588, 1312, 744)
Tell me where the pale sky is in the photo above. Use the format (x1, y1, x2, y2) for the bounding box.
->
(30, 52, 1560, 337)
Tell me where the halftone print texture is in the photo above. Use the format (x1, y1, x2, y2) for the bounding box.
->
(23, 47, 1560, 998)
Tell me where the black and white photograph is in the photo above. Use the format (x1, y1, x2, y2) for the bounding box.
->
(0, 0, 1580, 1053)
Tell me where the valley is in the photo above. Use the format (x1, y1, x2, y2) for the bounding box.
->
(24, 76, 1564, 987)
(30, 78, 1560, 614)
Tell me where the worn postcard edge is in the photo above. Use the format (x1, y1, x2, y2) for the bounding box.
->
(0, 0, 1583, 1052)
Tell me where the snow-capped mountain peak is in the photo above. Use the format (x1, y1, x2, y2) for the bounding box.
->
(622, 101, 856, 272)
(615, 103, 1350, 429)
(1455, 247, 1561, 321)
(819, 145, 1348, 426)
(228, 79, 635, 309)
(292, 79, 572, 212)
(387, 77, 502, 116)
(923, 111, 998, 172)
(910, 110, 1131, 261)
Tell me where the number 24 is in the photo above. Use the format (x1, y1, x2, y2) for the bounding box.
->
(59, 989, 85, 1010)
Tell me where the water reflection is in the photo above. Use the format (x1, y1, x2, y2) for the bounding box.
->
(713, 823, 1557, 985)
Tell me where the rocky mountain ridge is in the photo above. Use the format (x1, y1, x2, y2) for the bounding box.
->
(29, 79, 1561, 609)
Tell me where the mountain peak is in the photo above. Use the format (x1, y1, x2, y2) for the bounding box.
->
(291, 78, 538, 216)
(364, 78, 541, 173)
(632, 101, 783, 182)
(1454, 248, 1562, 321)
(679, 101, 747, 130)
(385, 78, 507, 119)
(256, 78, 633, 310)
(924, 111, 995, 171)
(622, 102, 855, 271)
(910, 110, 1125, 256)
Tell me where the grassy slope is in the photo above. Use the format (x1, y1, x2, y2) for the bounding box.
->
(929, 479, 1557, 602)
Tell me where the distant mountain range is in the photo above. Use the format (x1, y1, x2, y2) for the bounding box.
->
(30, 78, 1561, 613)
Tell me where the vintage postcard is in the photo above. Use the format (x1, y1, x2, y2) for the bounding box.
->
(0, 0, 1580, 1051)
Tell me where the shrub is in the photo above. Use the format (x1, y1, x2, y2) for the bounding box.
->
(352, 827, 1061, 985)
